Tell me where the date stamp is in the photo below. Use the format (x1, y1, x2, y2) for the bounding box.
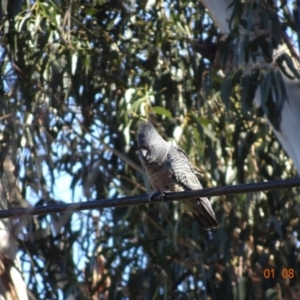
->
(263, 268, 295, 279)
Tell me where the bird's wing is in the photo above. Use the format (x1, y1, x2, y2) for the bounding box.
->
(169, 146, 201, 189)
(169, 146, 202, 189)
(169, 146, 219, 230)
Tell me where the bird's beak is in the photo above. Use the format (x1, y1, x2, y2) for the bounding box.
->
(141, 149, 148, 158)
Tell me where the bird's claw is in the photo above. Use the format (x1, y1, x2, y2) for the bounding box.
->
(148, 191, 169, 202)
(148, 191, 159, 201)
(159, 191, 168, 202)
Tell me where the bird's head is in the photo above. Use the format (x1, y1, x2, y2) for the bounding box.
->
(137, 121, 169, 165)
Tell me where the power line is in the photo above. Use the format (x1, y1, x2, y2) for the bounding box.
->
(0, 177, 299, 219)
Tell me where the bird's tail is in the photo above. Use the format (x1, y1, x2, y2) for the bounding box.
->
(186, 197, 219, 230)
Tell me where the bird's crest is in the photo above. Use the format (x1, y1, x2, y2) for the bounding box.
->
(137, 121, 157, 146)
(137, 121, 155, 134)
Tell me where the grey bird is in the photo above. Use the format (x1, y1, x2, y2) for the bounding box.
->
(137, 121, 218, 230)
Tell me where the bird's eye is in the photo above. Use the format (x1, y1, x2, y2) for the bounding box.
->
(139, 145, 150, 150)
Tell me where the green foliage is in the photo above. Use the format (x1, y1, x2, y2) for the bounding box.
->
(220, 0, 300, 130)
(0, 0, 299, 299)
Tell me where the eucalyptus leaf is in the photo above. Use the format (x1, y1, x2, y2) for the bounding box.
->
(152, 106, 172, 118)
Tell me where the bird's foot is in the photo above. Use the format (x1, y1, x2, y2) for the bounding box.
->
(148, 191, 159, 201)
(148, 191, 169, 202)
(159, 191, 169, 202)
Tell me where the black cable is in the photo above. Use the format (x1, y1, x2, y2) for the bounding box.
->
(0, 177, 299, 219)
